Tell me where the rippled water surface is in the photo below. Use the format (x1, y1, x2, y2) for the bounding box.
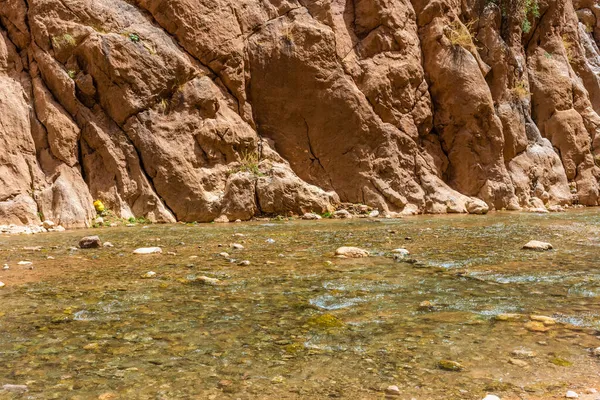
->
(1, 211, 600, 399)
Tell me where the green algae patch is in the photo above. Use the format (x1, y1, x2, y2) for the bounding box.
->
(307, 314, 344, 330)
(438, 360, 463, 371)
(550, 357, 572, 367)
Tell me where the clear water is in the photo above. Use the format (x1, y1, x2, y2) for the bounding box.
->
(1, 210, 600, 399)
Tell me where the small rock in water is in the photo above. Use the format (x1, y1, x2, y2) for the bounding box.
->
(239, 260, 251, 266)
(233, 233, 245, 237)
(530, 315, 556, 325)
(133, 247, 162, 255)
(42, 220, 55, 229)
(369, 210, 380, 218)
(482, 396, 501, 400)
(466, 198, 489, 215)
(509, 358, 528, 367)
(511, 349, 536, 358)
(418, 301, 434, 311)
(79, 236, 102, 249)
(17, 261, 32, 266)
(2, 264, 8, 270)
(437, 360, 463, 371)
(495, 313, 524, 321)
(333, 209, 352, 219)
(193, 276, 220, 285)
(565, 390, 579, 398)
(522, 240, 553, 251)
(142, 271, 156, 279)
(302, 212, 322, 220)
(525, 321, 550, 332)
(2, 384, 28, 393)
(214, 215, 229, 223)
(103, 242, 114, 248)
(231, 243, 244, 250)
(392, 248, 410, 256)
(335, 246, 369, 258)
(385, 385, 401, 396)
(219, 252, 230, 258)
(167, 252, 177, 256)
(266, 238, 275, 244)
(23, 246, 42, 251)
(0, 282, 5, 288)
(591, 347, 600, 357)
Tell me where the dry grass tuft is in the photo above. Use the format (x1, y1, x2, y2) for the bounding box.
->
(447, 19, 477, 53)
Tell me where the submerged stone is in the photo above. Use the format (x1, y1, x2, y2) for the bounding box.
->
(438, 359, 463, 371)
(522, 241, 553, 251)
(307, 314, 344, 329)
(335, 246, 369, 258)
(2, 384, 28, 393)
(525, 321, 550, 332)
(530, 315, 557, 325)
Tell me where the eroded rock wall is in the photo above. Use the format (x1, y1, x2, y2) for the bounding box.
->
(0, 0, 599, 225)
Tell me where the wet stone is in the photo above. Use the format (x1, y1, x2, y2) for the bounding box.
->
(2, 384, 28, 393)
(525, 321, 550, 332)
(438, 360, 463, 371)
(522, 240, 553, 251)
(385, 385, 401, 396)
(79, 236, 102, 249)
(335, 247, 369, 258)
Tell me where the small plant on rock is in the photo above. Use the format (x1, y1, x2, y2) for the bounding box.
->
(52, 33, 77, 50)
(229, 150, 263, 176)
(521, 0, 540, 34)
(446, 19, 477, 53)
(562, 35, 575, 63)
(282, 26, 294, 45)
(512, 80, 530, 100)
(129, 33, 140, 43)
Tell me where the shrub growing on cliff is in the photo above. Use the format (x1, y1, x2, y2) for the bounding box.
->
(229, 151, 263, 176)
(52, 33, 76, 50)
(512, 80, 530, 100)
(447, 20, 477, 53)
(521, 0, 540, 33)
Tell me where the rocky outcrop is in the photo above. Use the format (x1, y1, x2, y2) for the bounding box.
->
(0, 0, 599, 226)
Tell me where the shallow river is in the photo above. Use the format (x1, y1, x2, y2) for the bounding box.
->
(1, 211, 600, 399)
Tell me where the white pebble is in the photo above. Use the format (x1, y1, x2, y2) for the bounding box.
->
(385, 385, 400, 395)
(0, 282, 5, 288)
(566, 391, 579, 398)
(2, 264, 8, 270)
(483, 395, 501, 400)
(2, 384, 28, 393)
(133, 247, 162, 255)
(17, 261, 32, 266)
(142, 271, 156, 279)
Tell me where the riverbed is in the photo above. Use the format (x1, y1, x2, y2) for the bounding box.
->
(1, 211, 600, 399)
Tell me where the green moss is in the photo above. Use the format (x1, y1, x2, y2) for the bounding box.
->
(550, 357, 572, 367)
(438, 359, 463, 371)
(307, 314, 344, 329)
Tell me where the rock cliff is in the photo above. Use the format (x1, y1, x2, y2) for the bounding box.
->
(0, 0, 599, 226)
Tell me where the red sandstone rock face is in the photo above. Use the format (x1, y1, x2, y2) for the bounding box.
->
(0, 0, 599, 225)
